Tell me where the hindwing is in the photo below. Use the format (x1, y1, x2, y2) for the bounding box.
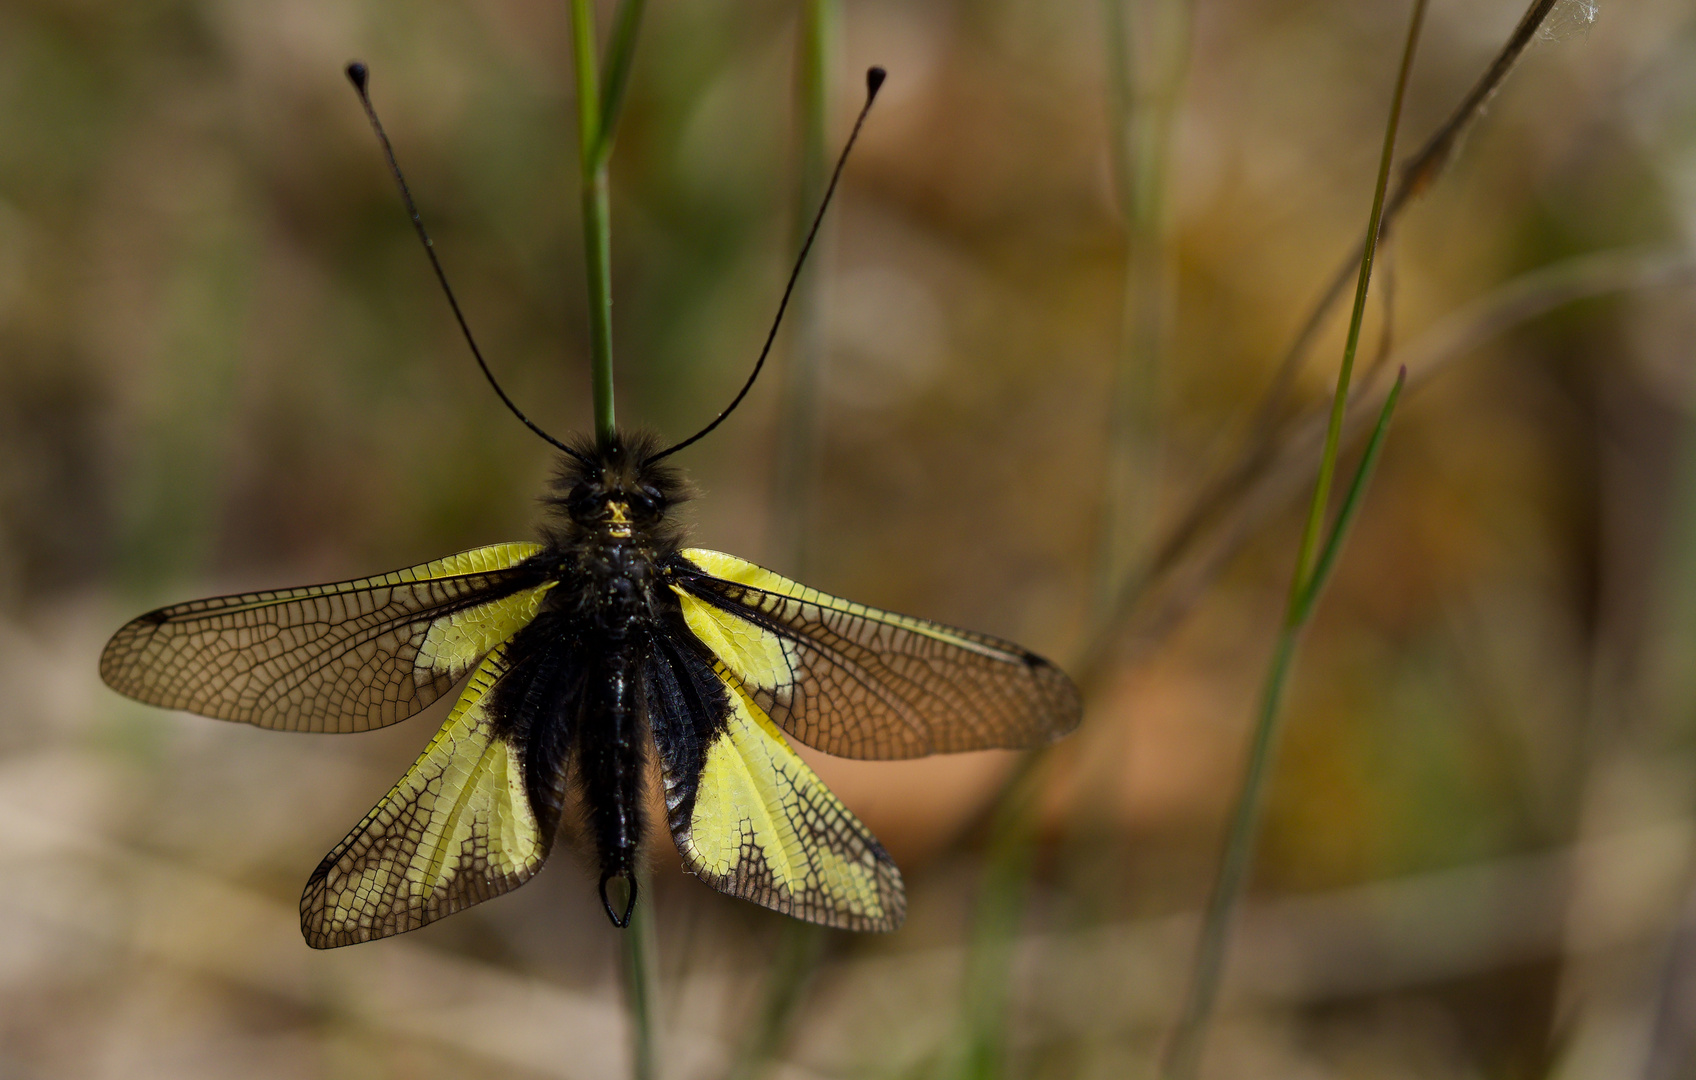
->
(100, 543, 554, 732)
(647, 636, 904, 931)
(300, 645, 564, 948)
(669, 549, 1081, 760)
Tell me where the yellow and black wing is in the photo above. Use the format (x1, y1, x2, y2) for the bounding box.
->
(100, 543, 554, 733)
(669, 549, 1081, 760)
(300, 646, 560, 947)
(647, 637, 904, 931)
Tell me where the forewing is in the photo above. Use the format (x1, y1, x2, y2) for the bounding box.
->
(671, 549, 1081, 760)
(100, 543, 553, 733)
(300, 646, 558, 948)
(647, 637, 904, 932)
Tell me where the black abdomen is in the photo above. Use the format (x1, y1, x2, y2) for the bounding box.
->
(578, 641, 648, 926)
(500, 528, 676, 929)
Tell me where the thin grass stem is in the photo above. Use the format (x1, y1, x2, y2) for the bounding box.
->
(920, 2, 1195, 1069)
(1633, 269, 1696, 1075)
(725, 918, 830, 1080)
(621, 874, 660, 1080)
(572, 0, 616, 440)
(1105, 0, 1564, 648)
(1288, 1, 1423, 594)
(937, 755, 1050, 1080)
(933, 2, 1194, 1070)
(1159, 629, 1296, 1080)
(731, 12, 841, 1072)
(1093, 0, 1192, 618)
(594, 0, 648, 170)
(1242, 0, 1561, 451)
(570, 5, 654, 1075)
(769, 0, 838, 574)
(1297, 369, 1406, 620)
(1162, 369, 1408, 1080)
(1161, 3, 1426, 1074)
(1072, 247, 1696, 691)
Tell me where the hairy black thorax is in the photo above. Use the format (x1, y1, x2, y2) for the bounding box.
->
(540, 430, 691, 629)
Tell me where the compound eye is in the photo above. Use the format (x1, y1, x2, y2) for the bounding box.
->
(629, 486, 666, 519)
(567, 487, 607, 523)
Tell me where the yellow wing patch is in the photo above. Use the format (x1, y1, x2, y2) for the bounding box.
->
(300, 647, 550, 948)
(415, 579, 552, 683)
(677, 582, 795, 690)
(676, 681, 903, 932)
(680, 548, 1012, 660)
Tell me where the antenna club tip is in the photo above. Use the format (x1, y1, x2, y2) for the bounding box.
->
(346, 61, 369, 93)
(866, 66, 886, 98)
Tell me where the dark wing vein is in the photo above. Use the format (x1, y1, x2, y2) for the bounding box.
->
(671, 549, 1082, 760)
(300, 645, 559, 948)
(100, 543, 553, 733)
(646, 631, 905, 930)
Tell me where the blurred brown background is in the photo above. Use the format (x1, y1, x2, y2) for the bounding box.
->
(4, 0, 1696, 1076)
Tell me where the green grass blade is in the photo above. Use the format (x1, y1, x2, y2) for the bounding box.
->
(621, 876, 660, 1080)
(769, 0, 838, 574)
(934, 755, 1048, 1080)
(734, 11, 842, 1074)
(594, 0, 648, 170)
(1094, 0, 1192, 619)
(1162, 2, 1427, 1075)
(1288, 0, 1425, 598)
(1161, 372, 1404, 1080)
(1161, 625, 1298, 1080)
(1215, 0, 1564, 506)
(570, 8, 652, 1076)
(939, 1, 1195, 1070)
(725, 920, 830, 1080)
(571, 0, 616, 440)
(1296, 368, 1406, 621)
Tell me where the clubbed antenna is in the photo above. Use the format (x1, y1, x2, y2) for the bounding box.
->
(345, 61, 587, 463)
(645, 66, 888, 465)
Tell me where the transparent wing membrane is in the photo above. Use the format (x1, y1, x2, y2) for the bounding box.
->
(647, 638, 904, 931)
(99, 543, 552, 733)
(672, 549, 1082, 760)
(300, 646, 557, 948)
